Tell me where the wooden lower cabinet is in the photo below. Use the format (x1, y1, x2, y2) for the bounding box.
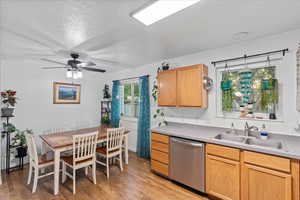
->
(242, 164, 292, 200)
(206, 144, 300, 200)
(151, 133, 170, 177)
(206, 151, 240, 200)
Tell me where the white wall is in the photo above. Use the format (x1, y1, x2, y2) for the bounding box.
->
(104, 29, 300, 151)
(0, 59, 106, 167)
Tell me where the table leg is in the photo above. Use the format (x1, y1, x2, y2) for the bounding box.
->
(125, 135, 129, 164)
(54, 150, 60, 195)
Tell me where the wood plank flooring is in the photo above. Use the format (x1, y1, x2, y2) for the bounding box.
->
(0, 152, 209, 200)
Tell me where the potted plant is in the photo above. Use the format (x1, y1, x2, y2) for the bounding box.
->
(101, 113, 111, 126)
(2, 122, 16, 137)
(161, 62, 170, 71)
(1, 90, 17, 116)
(12, 129, 32, 158)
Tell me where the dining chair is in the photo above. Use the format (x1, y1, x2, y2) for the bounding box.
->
(96, 127, 125, 179)
(119, 121, 127, 162)
(25, 133, 54, 193)
(61, 131, 98, 194)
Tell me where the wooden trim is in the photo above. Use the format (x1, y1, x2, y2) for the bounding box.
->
(244, 151, 291, 173)
(206, 144, 240, 161)
(53, 82, 81, 104)
(291, 160, 300, 200)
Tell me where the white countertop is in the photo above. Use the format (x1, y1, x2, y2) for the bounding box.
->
(152, 122, 300, 160)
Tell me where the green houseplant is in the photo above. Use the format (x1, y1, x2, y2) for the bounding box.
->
(152, 79, 167, 126)
(12, 129, 33, 158)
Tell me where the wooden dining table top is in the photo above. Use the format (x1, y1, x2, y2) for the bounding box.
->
(40, 125, 129, 149)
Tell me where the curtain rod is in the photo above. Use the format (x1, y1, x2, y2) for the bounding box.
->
(215, 57, 282, 69)
(113, 74, 149, 82)
(211, 48, 288, 67)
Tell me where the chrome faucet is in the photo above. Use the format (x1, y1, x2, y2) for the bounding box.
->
(244, 122, 259, 137)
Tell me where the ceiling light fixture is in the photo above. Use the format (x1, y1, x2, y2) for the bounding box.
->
(131, 0, 201, 26)
(66, 69, 82, 79)
(66, 69, 73, 78)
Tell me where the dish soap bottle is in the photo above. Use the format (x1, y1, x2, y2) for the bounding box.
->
(260, 124, 268, 140)
(230, 123, 237, 135)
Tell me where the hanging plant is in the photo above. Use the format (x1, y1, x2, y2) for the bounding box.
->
(152, 78, 167, 126)
(261, 78, 278, 112)
(221, 68, 233, 111)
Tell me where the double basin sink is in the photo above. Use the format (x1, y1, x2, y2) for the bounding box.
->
(214, 132, 287, 152)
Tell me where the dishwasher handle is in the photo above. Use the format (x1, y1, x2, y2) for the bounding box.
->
(171, 138, 204, 148)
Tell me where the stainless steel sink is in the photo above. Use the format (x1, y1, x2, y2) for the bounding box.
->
(214, 134, 246, 143)
(245, 138, 286, 151)
(214, 133, 288, 152)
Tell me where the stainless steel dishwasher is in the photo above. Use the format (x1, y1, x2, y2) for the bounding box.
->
(170, 137, 205, 192)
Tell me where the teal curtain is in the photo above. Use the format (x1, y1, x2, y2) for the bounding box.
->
(136, 75, 150, 159)
(111, 80, 120, 127)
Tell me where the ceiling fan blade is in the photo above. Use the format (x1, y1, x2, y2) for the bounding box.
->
(42, 67, 69, 69)
(81, 67, 106, 73)
(41, 58, 67, 66)
(78, 61, 96, 67)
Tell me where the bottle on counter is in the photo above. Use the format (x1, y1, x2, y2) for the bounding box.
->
(260, 124, 268, 140)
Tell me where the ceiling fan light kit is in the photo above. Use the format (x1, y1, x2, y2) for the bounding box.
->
(42, 53, 106, 79)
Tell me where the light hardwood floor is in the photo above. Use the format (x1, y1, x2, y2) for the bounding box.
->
(0, 152, 209, 200)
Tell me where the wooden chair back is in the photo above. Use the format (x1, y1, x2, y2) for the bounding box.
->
(72, 131, 98, 165)
(25, 133, 39, 165)
(106, 127, 125, 152)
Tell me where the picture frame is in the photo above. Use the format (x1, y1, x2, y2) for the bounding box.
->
(53, 82, 81, 104)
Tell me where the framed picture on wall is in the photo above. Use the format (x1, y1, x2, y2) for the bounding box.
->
(53, 82, 81, 104)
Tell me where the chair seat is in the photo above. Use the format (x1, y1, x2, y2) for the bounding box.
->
(96, 147, 119, 155)
(62, 155, 93, 166)
(38, 152, 54, 165)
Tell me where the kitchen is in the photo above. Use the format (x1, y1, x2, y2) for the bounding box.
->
(1, 0, 300, 200)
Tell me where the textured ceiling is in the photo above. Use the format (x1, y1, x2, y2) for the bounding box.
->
(1, 0, 300, 72)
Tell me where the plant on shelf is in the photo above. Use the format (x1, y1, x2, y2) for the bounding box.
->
(11, 129, 32, 158)
(152, 79, 167, 126)
(101, 112, 111, 125)
(2, 122, 16, 137)
(1, 89, 18, 116)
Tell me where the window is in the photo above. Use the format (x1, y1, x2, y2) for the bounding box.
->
(221, 66, 276, 113)
(120, 82, 140, 118)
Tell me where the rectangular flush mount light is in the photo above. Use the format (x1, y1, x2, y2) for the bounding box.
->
(132, 0, 201, 26)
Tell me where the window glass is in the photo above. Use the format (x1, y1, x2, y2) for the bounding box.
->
(122, 82, 140, 118)
(221, 66, 276, 113)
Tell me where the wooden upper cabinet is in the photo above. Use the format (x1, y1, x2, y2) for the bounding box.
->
(157, 64, 208, 107)
(157, 69, 177, 106)
(177, 65, 208, 107)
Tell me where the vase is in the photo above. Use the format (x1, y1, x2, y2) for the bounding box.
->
(1, 107, 14, 117)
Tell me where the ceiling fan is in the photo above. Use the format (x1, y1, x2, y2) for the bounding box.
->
(41, 53, 106, 79)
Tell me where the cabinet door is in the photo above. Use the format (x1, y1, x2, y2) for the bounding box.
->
(242, 164, 292, 200)
(177, 65, 208, 107)
(206, 155, 240, 200)
(157, 70, 177, 106)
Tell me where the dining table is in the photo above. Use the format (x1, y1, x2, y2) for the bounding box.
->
(40, 125, 129, 195)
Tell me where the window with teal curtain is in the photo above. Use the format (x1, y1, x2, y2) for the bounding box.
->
(111, 80, 120, 127)
(136, 75, 150, 159)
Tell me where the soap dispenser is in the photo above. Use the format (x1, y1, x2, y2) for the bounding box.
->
(260, 124, 268, 140)
(230, 123, 237, 135)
